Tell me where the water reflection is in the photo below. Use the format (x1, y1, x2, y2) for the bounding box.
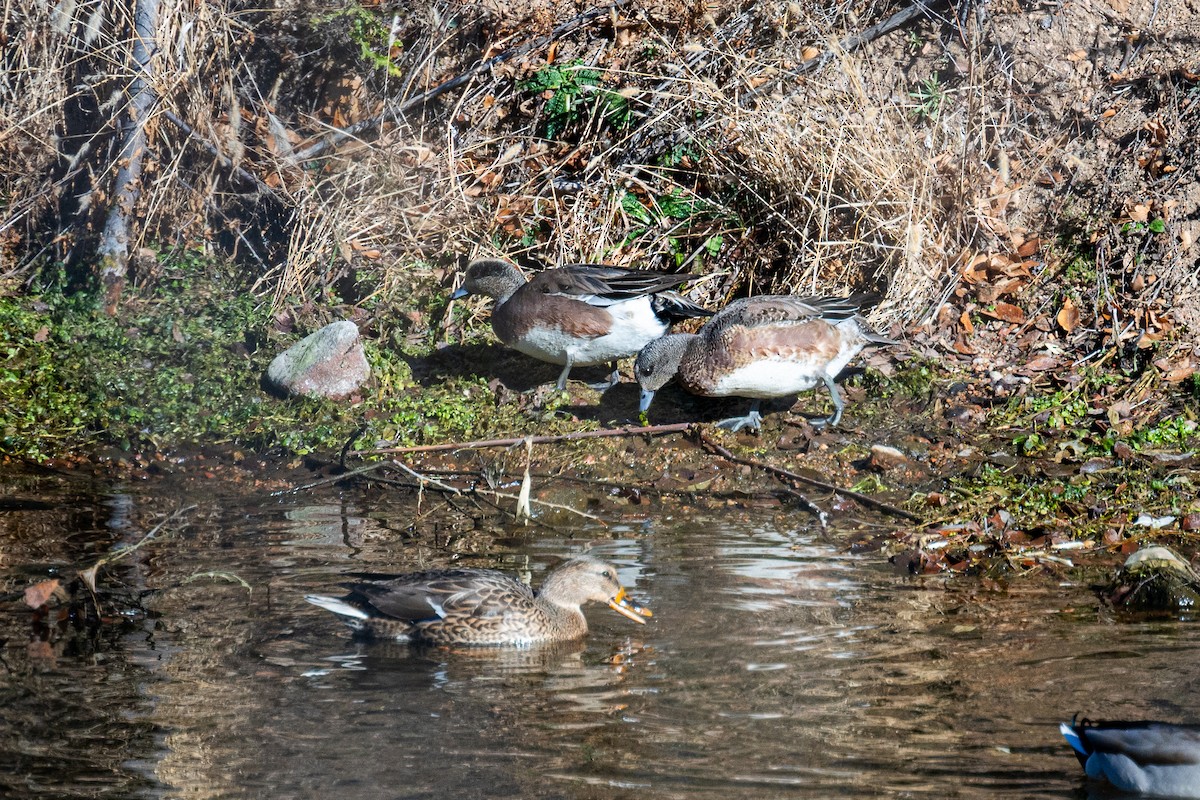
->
(2, 472, 1200, 799)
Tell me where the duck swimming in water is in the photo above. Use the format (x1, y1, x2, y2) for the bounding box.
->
(1061, 717, 1200, 798)
(306, 555, 652, 647)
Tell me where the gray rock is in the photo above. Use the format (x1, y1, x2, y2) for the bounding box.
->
(266, 320, 370, 399)
(1111, 546, 1200, 610)
(868, 444, 908, 472)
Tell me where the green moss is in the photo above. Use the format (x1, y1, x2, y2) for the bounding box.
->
(0, 252, 581, 461)
(938, 459, 1198, 542)
(867, 356, 939, 399)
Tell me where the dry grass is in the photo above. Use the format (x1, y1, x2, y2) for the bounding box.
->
(4, 0, 1196, 357)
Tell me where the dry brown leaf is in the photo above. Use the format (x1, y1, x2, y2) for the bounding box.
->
(801, 46, 821, 60)
(1025, 355, 1059, 371)
(1057, 296, 1080, 333)
(1016, 237, 1041, 257)
(992, 278, 1025, 297)
(79, 564, 100, 594)
(1129, 203, 1150, 222)
(1166, 365, 1196, 383)
(984, 302, 1026, 324)
(1137, 332, 1164, 347)
(23, 579, 61, 609)
(959, 310, 974, 334)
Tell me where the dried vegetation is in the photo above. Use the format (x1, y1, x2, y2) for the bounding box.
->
(2, 0, 1199, 463)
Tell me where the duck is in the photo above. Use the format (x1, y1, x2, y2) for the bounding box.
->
(1061, 717, 1200, 798)
(305, 555, 652, 647)
(634, 293, 893, 432)
(450, 258, 710, 390)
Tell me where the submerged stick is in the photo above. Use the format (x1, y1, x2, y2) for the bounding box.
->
(697, 433, 921, 522)
(353, 422, 694, 455)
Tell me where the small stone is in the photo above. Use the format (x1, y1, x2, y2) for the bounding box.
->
(266, 320, 370, 399)
(1182, 513, 1200, 532)
(868, 444, 908, 472)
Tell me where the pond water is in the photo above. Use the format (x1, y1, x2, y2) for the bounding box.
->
(2, 467, 1199, 800)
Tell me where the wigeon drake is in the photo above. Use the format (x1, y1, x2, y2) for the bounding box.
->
(634, 293, 894, 432)
(450, 258, 710, 390)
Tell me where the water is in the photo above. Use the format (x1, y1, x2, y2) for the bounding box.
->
(2, 468, 1199, 799)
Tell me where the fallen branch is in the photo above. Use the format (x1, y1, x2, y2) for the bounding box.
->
(353, 422, 694, 456)
(697, 432, 921, 522)
(161, 110, 281, 201)
(280, 457, 602, 522)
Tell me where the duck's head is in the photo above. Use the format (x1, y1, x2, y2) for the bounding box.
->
(450, 258, 525, 303)
(540, 556, 652, 624)
(634, 334, 691, 413)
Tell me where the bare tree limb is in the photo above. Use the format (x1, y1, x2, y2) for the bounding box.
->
(697, 431, 922, 522)
(96, 0, 160, 314)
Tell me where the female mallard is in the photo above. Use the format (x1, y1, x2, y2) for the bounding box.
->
(1061, 718, 1200, 798)
(305, 555, 652, 647)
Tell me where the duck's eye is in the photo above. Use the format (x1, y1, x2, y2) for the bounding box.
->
(601, 570, 612, 578)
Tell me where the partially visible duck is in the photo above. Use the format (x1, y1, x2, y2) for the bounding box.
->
(305, 555, 652, 647)
(634, 293, 893, 432)
(1061, 718, 1200, 798)
(450, 258, 710, 390)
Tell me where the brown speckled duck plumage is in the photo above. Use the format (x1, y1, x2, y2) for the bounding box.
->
(635, 293, 895, 432)
(305, 555, 651, 647)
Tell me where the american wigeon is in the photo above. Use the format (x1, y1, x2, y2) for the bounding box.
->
(450, 258, 710, 390)
(634, 293, 893, 432)
(305, 555, 652, 647)
(1061, 718, 1200, 798)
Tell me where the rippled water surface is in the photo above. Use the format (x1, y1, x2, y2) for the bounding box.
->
(3, 468, 1199, 799)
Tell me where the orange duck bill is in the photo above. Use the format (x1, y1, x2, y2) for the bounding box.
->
(607, 587, 653, 624)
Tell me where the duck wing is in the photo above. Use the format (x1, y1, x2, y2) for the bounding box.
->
(709, 294, 877, 329)
(532, 264, 694, 306)
(343, 569, 537, 623)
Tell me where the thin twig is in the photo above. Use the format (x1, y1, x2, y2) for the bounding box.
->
(271, 461, 387, 496)
(697, 432, 921, 522)
(479, 488, 604, 522)
(388, 459, 463, 494)
(78, 504, 198, 592)
(161, 110, 281, 200)
(353, 422, 694, 455)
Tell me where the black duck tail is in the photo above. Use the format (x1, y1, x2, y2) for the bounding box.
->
(652, 291, 713, 323)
